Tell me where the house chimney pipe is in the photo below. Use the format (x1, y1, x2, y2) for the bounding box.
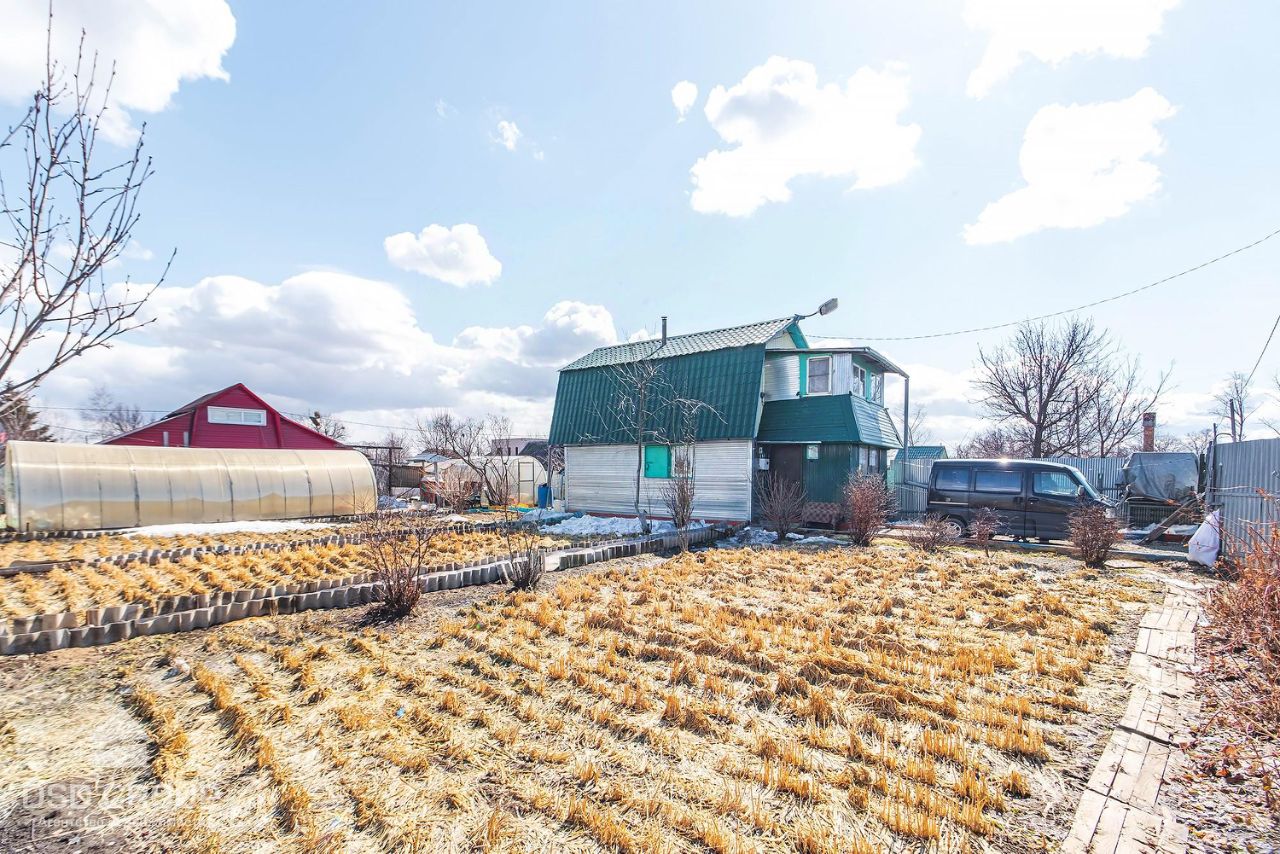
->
(661, 316, 667, 344)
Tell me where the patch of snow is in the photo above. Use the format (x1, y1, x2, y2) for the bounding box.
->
(538, 515, 708, 537)
(794, 535, 843, 546)
(120, 519, 344, 538)
(730, 527, 779, 546)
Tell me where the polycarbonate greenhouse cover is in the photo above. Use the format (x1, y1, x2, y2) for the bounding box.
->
(1121, 452, 1199, 502)
(3, 441, 378, 532)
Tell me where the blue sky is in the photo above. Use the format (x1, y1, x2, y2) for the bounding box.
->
(2, 0, 1279, 446)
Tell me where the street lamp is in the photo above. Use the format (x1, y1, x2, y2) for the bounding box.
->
(796, 298, 838, 320)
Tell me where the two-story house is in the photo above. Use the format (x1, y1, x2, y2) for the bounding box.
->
(547, 316, 907, 526)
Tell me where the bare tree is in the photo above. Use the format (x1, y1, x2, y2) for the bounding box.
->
(973, 318, 1166, 458)
(308, 410, 348, 442)
(1079, 354, 1169, 457)
(582, 359, 719, 533)
(0, 13, 170, 400)
(85, 384, 145, 440)
(0, 389, 54, 441)
(903, 406, 933, 447)
(954, 426, 1028, 459)
(419, 413, 519, 508)
(1214, 372, 1253, 442)
(434, 464, 477, 513)
(1179, 427, 1214, 458)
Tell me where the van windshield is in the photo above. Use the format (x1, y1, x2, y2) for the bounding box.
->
(1033, 469, 1101, 501)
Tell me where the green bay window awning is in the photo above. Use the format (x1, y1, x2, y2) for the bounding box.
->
(755, 394, 901, 448)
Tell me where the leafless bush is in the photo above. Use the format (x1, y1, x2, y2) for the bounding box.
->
(969, 507, 1002, 556)
(756, 473, 805, 541)
(501, 516, 546, 591)
(435, 465, 476, 513)
(1067, 503, 1123, 567)
(358, 512, 435, 618)
(844, 474, 894, 547)
(1202, 519, 1280, 813)
(660, 453, 696, 552)
(905, 513, 958, 552)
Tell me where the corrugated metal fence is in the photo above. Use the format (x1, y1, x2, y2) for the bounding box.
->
(1210, 437, 1280, 557)
(892, 455, 1127, 519)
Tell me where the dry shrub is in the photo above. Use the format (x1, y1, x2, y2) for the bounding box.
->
(843, 474, 894, 547)
(660, 454, 697, 552)
(358, 511, 435, 618)
(968, 507, 1002, 555)
(1067, 504, 1123, 567)
(501, 518, 546, 591)
(756, 472, 805, 540)
(1203, 523, 1280, 812)
(906, 514, 958, 553)
(435, 465, 477, 513)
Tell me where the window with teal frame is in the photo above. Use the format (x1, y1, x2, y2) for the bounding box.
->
(643, 444, 671, 478)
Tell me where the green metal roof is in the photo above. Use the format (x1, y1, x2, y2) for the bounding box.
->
(756, 394, 902, 449)
(549, 346, 767, 444)
(560, 318, 795, 371)
(896, 445, 947, 461)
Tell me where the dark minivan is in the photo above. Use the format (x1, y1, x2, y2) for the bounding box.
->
(927, 459, 1112, 541)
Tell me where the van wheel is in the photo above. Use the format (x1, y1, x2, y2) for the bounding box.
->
(942, 516, 967, 539)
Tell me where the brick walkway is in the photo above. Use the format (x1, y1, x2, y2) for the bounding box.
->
(1064, 581, 1201, 853)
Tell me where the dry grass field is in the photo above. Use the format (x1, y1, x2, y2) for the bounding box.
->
(0, 530, 568, 621)
(0, 543, 1160, 853)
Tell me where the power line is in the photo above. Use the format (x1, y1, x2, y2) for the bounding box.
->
(853, 225, 1280, 341)
(1244, 311, 1280, 388)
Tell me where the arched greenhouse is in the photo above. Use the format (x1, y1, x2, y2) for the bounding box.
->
(2, 441, 378, 531)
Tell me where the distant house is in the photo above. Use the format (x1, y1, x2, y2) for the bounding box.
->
(102, 383, 347, 450)
(547, 317, 906, 525)
(893, 445, 948, 465)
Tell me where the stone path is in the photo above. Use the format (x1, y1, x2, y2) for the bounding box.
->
(1064, 581, 1201, 853)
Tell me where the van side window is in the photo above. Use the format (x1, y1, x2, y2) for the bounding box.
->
(1033, 471, 1079, 497)
(934, 467, 970, 491)
(974, 470, 1022, 493)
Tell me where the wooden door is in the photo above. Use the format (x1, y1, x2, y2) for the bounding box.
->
(770, 445, 805, 494)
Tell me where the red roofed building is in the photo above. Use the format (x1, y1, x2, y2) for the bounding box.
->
(102, 383, 347, 450)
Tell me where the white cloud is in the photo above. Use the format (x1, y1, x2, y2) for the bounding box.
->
(35, 274, 625, 437)
(965, 0, 1178, 98)
(0, 0, 236, 144)
(383, 223, 502, 287)
(964, 88, 1176, 245)
(671, 80, 698, 121)
(494, 119, 522, 151)
(435, 98, 455, 118)
(688, 57, 921, 217)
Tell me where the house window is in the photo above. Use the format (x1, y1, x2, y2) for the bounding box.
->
(805, 444, 820, 461)
(870, 373, 884, 404)
(852, 363, 866, 397)
(858, 446, 870, 472)
(208, 406, 268, 426)
(807, 356, 831, 395)
(643, 444, 671, 478)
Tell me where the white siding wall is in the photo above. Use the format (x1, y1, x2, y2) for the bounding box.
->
(762, 356, 800, 400)
(564, 440, 753, 521)
(763, 353, 865, 399)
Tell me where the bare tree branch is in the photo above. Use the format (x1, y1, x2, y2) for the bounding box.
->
(0, 11, 167, 399)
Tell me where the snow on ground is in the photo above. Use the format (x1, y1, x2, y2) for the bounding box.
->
(538, 515, 707, 537)
(725, 527, 845, 547)
(730, 527, 778, 545)
(120, 519, 345, 538)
